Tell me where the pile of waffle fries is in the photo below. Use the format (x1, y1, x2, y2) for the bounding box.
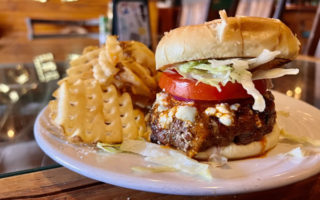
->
(49, 36, 157, 144)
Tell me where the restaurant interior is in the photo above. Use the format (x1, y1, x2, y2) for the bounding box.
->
(0, 0, 320, 199)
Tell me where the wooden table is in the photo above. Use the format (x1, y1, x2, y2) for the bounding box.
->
(1, 57, 320, 199)
(0, 167, 319, 199)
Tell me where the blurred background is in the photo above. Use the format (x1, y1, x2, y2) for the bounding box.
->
(1, 0, 320, 63)
(1, 0, 320, 174)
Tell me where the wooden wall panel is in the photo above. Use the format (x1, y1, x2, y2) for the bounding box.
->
(0, 0, 110, 63)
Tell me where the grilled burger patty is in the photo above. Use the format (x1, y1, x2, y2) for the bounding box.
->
(149, 91, 276, 157)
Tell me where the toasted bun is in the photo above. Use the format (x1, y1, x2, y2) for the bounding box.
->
(156, 11, 300, 70)
(195, 123, 280, 160)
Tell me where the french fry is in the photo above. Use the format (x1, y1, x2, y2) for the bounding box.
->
(94, 36, 122, 85)
(118, 66, 151, 97)
(102, 84, 123, 143)
(49, 35, 155, 144)
(49, 81, 146, 143)
(121, 40, 156, 76)
(82, 46, 99, 54)
(70, 48, 100, 67)
(121, 59, 157, 90)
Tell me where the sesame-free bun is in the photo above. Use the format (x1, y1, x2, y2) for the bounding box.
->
(195, 123, 280, 160)
(156, 11, 300, 70)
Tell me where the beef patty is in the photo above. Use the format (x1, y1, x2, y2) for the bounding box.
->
(149, 91, 276, 157)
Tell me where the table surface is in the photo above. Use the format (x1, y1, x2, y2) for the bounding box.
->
(0, 167, 319, 199)
(0, 56, 320, 199)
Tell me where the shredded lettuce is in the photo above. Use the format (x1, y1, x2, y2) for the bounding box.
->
(173, 49, 299, 112)
(97, 142, 122, 153)
(280, 129, 320, 147)
(253, 68, 299, 80)
(131, 166, 177, 173)
(277, 110, 290, 117)
(248, 49, 281, 69)
(120, 140, 212, 180)
(284, 147, 306, 158)
(177, 61, 232, 91)
(229, 60, 266, 111)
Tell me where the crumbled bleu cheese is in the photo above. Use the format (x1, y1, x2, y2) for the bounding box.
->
(230, 103, 240, 111)
(158, 108, 175, 128)
(218, 114, 233, 126)
(204, 103, 239, 126)
(159, 113, 172, 129)
(215, 103, 230, 114)
(205, 107, 216, 116)
(155, 92, 169, 112)
(175, 106, 197, 123)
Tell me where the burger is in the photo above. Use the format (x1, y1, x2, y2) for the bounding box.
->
(148, 11, 300, 160)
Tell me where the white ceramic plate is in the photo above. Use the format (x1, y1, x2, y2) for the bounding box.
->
(34, 91, 320, 195)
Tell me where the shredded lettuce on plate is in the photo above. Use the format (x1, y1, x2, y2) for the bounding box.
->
(97, 142, 122, 153)
(120, 140, 213, 180)
(280, 129, 320, 147)
(131, 166, 177, 173)
(173, 49, 299, 112)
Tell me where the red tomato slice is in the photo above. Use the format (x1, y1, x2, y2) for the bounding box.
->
(159, 71, 267, 101)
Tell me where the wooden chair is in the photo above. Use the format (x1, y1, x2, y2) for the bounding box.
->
(179, 0, 211, 26)
(236, 0, 286, 19)
(303, 3, 320, 56)
(25, 18, 99, 40)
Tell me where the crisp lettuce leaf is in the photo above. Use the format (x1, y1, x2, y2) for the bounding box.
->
(177, 61, 232, 91)
(120, 140, 212, 180)
(253, 68, 299, 80)
(248, 49, 280, 69)
(229, 60, 266, 112)
(97, 142, 122, 153)
(280, 129, 320, 147)
(286, 147, 305, 158)
(173, 50, 299, 112)
(131, 166, 177, 173)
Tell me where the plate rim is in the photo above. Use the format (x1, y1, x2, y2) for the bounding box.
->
(34, 91, 320, 195)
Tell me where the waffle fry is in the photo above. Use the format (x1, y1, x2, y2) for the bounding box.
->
(118, 66, 151, 96)
(49, 80, 147, 143)
(121, 59, 157, 90)
(121, 40, 156, 76)
(102, 84, 123, 142)
(118, 93, 139, 140)
(82, 46, 99, 54)
(70, 48, 100, 67)
(58, 49, 99, 85)
(94, 36, 122, 85)
(59, 59, 96, 85)
(52, 78, 106, 143)
(133, 109, 147, 138)
(49, 35, 156, 144)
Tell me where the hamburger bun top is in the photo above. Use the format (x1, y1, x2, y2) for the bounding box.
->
(156, 11, 300, 70)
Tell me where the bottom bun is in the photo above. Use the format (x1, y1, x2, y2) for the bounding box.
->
(195, 123, 280, 160)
